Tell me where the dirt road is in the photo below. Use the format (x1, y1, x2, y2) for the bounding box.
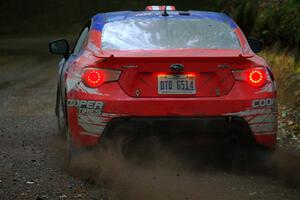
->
(0, 38, 300, 200)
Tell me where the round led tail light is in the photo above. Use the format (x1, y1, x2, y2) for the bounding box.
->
(82, 69, 104, 88)
(247, 69, 266, 87)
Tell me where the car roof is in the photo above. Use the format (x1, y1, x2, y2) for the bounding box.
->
(91, 11, 238, 32)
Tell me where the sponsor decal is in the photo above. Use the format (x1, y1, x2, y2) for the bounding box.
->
(78, 115, 110, 124)
(224, 98, 278, 134)
(78, 112, 125, 136)
(252, 98, 276, 108)
(135, 12, 159, 17)
(67, 99, 104, 116)
(78, 108, 102, 115)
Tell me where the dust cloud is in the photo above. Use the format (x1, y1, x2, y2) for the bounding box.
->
(58, 136, 300, 200)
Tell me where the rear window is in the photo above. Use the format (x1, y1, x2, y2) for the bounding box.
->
(101, 18, 241, 51)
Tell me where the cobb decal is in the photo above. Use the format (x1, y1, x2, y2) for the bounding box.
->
(252, 98, 276, 108)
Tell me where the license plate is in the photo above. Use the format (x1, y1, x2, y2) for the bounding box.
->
(158, 74, 196, 94)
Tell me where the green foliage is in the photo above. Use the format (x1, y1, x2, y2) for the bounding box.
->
(259, 49, 300, 119)
(224, 0, 300, 60)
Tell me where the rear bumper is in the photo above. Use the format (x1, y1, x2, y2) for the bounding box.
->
(67, 82, 277, 149)
(103, 117, 256, 147)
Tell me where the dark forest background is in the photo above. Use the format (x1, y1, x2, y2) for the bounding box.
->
(0, 0, 299, 53)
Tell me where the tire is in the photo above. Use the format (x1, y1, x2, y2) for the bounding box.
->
(64, 130, 81, 168)
(64, 130, 97, 172)
(56, 90, 92, 169)
(56, 93, 68, 137)
(56, 92, 79, 167)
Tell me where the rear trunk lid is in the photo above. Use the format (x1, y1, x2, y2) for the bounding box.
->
(98, 50, 253, 98)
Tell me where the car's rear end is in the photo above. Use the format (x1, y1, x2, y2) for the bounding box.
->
(66, 11, 277, 152)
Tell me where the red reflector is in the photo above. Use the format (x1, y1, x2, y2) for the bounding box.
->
(82, 69, 104, 88)
(247, 69, 266, 87)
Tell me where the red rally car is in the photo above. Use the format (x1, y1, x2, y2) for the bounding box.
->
(49, 6, 277, 159)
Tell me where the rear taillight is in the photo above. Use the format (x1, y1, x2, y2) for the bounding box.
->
(82, 68, 121, 88)
(83, 69, 104, 88)
(247, 69, 267, 86)
(233, 67, 268, 87)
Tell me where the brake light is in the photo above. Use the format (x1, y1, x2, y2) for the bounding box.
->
(82, 68, 121, 88)
(82, 69, 104, 88)
(233, 67, 267, 87)
(247, 69, 267, 86)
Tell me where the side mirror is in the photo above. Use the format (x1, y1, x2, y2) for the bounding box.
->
(247, 38, 262, 53)
(49, 39, 70, 58)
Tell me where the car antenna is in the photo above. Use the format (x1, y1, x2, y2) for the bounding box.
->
(162, 0, 169, 16)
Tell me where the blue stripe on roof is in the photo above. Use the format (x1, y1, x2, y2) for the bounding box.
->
(91, 14, 106, 31)
(91, 11, 238, 31)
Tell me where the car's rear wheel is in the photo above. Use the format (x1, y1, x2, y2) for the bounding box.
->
(56, 92, 81, 167)
(57, 94, 67, 137)
(64, 130, 81, 168)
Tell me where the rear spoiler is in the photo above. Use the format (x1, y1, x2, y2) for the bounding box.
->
(95, 54, 255, 65)
(95, 50, 254, 60)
